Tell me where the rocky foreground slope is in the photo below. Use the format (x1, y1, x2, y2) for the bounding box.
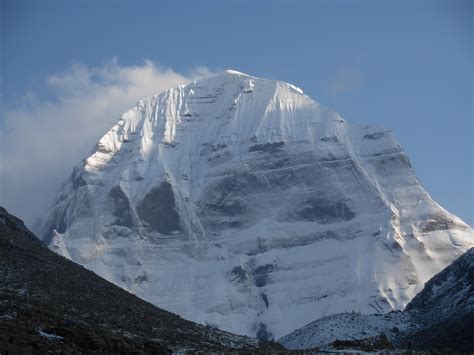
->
(0, 207, 282, 354)
(401, 246, 474, 351)
(36, 70, 473, 339)
(279, 248, 474, 352)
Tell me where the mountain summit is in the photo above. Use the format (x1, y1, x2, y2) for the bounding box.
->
(37, 71, 473, 339)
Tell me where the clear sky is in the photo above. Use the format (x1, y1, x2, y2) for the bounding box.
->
(1, 0, 473, 225)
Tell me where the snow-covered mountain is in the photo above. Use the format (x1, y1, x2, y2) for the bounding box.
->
(36, 70, 473, 339)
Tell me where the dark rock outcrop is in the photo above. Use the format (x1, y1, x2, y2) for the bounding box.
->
(137, 182, 181, 234)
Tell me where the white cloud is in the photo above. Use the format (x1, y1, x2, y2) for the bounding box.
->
(0, 59, 213, 226)
(328, 67, 363, 96)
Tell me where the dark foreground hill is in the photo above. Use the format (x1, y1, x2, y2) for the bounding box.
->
(400, 246, 474, 351)
(0, 207, 284, 354)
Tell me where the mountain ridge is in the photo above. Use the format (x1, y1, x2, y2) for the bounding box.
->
(279, 247, 474, 352)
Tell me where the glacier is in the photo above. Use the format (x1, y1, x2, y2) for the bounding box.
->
(36, 70, 473, 339)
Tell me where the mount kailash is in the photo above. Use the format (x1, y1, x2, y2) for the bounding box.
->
(36, 70, 473, 339)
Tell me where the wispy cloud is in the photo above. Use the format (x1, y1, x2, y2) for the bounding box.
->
(0, 59, 213, 226)
(328, 67, 363, 96)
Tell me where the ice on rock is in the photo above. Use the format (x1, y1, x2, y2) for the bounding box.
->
(36, 70, 473, 340)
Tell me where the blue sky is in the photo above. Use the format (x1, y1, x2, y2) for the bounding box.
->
(1, 0, 473, 225)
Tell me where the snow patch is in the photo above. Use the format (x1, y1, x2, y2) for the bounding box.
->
(39, 330, 64, 340)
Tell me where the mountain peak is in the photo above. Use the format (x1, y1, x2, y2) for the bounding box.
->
(37, 72, 473, 339)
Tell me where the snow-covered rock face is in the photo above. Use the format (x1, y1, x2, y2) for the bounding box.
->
(37, 70, 473, 339)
